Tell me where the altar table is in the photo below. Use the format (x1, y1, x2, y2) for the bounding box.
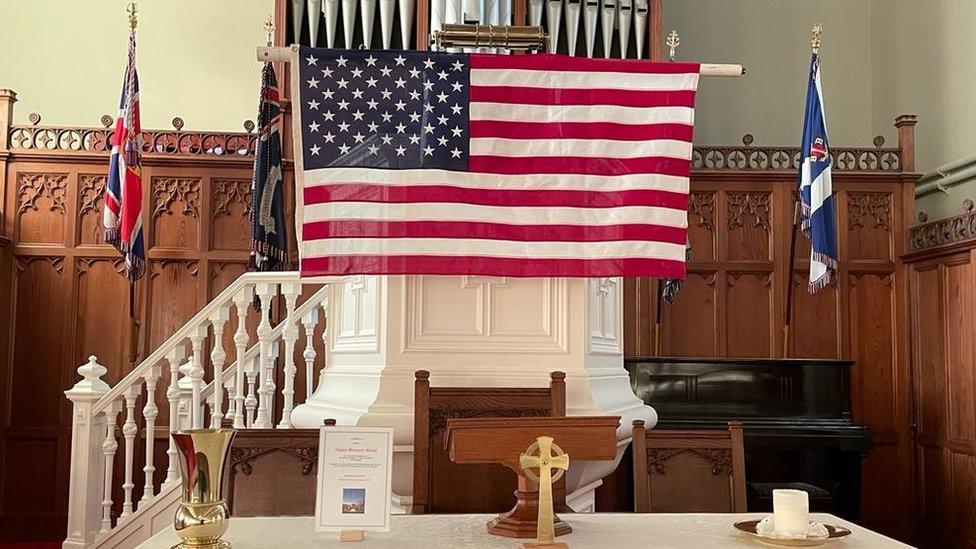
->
(137, 513, 913, 548)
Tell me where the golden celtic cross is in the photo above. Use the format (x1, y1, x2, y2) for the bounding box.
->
(519, 436, 570, 545)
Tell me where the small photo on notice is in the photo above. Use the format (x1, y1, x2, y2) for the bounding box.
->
(341, 488, 366, 514)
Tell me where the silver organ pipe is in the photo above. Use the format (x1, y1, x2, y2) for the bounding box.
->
(545, 0, 562, 54)
(564, 0, 581, 56)
(616, 0, 632, 58)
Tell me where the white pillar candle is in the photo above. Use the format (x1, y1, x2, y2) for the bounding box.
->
(773, 489, 809, 537)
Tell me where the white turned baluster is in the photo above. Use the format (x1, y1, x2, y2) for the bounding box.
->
(164, 346, 186, 485)
(224, 377, 237, 421)
(253, 283, 277, 428)
(120, 385, 140, 518)
(319, 299, 330, 383)
(245, 355, 259, 428)
(277, 283, 302, 429)
(209, 308, 230, 428)
(188, 325, 207, 429)
(99, 400, 121, 533)
(231, 286, 253, 429)
(177, 359, 194, 430)
(300, 308, 319, 401)
(139, 364, 161, 506)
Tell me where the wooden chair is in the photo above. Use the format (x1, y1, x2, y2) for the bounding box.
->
(224, 420, 335, 516)
(411, 370, 566, 514)
(632, 420, 747, 513)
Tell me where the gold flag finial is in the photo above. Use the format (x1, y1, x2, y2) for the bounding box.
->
(666, 29, 680, 62)
(811, 22, 823, 54)
(127, 1, 137, 30)
(264, 14, 275, 46)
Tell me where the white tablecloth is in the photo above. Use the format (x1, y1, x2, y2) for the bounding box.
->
(138, 513, 914, 549)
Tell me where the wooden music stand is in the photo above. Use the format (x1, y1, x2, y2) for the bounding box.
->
(445, 416, 620, 538)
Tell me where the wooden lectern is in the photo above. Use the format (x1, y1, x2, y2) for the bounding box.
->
(445, 416, 620, 538)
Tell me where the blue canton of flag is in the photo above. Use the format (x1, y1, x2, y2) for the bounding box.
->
(299, 50, 469, 171)
(798, 52, 838, 293)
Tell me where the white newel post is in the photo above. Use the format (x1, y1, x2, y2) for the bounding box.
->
(63, 356, 111, 549)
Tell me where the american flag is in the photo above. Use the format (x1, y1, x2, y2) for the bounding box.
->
(295, 47, 700, 278)
(104, 30, 145, 281)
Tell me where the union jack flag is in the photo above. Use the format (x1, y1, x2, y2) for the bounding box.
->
(104, 29, 146, 281)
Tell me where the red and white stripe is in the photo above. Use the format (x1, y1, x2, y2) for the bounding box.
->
(299, 54, 700, 278)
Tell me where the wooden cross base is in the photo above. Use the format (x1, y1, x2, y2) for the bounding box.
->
(486, 486, 571, 539)
(520, 543, 569, 549)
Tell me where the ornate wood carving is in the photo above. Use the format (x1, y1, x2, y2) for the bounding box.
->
(848, 192, 892, 231)
(692, 136, 900, 173)
(78, 174, 106, 217)
(17, 172, 68, 214)
(8, 125, 256, 156)
(688, 191, 715, 231)
(647, 448, 733, 476)
(152, 177, 201, 218)
(14, 255, 64, 273)
(230, 446, 318, 476)
(908, 210, 976, 252)
(428, 408, 551, 436)
(212, 179, 252, 218)
(727, 191, 770, 231)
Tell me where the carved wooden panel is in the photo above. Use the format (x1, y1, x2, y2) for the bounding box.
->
(151, 176, 201, 250)
(913, 265, 946, 442)
(790, 273, 840, 359)
(847, 192, 893, 261)
(209, 262, 257, 368)
(726, 191, 771, 261)
(77, 174, 107, 245)
(944, 261, 975, 446)
(725, 272, 772, 357)
(687, 191, 716, 261)
(147, 261, 200, 348)
(662, 272, 717, 357)
(9, 257, 66, 429)
(211, 178, 252, 251)
(75, 258, 130, 385)
(849, 273, 896, 438)
(15, 172, 68, 244)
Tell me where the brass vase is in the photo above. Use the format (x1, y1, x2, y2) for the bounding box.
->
(172, 428, 236, 549)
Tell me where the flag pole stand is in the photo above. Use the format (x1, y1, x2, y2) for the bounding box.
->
(128, 280, 141, 365)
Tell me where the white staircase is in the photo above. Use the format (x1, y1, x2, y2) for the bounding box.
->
(62, 272, 341, 549)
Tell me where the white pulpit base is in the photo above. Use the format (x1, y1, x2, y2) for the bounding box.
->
(291, 275, 656, 503)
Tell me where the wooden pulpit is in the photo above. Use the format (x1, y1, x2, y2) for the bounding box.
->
(445, 416, 620, 538)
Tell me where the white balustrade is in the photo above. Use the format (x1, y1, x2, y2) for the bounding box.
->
(277, 283, 302, 429)
(209, 308, 230, 428)
(232, 286, 253, 429)
(189, 325, 207, 429)
(300, 308, 318, 401)
(253, 283, 277, 428)
(99, 399, 121, 533)
(62, 273, 337, 547)
(120, 385, 141, 518)
(139, 364, 161, 506)
(165, 346, 186, 485)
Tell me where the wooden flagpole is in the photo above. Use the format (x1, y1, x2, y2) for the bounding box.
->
(783, 23, 823, 358)
(126, 0, 141, 366)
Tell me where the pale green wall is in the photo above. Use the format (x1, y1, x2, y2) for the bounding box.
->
(871, 0, 976, 220)
(0, 0, 273, 131)
(664, 0, 874, 148)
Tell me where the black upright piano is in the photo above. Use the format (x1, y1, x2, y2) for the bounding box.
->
(625, 357, 872, 521)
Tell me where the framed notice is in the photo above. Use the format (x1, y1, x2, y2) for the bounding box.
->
(315, 426, 394, 533)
